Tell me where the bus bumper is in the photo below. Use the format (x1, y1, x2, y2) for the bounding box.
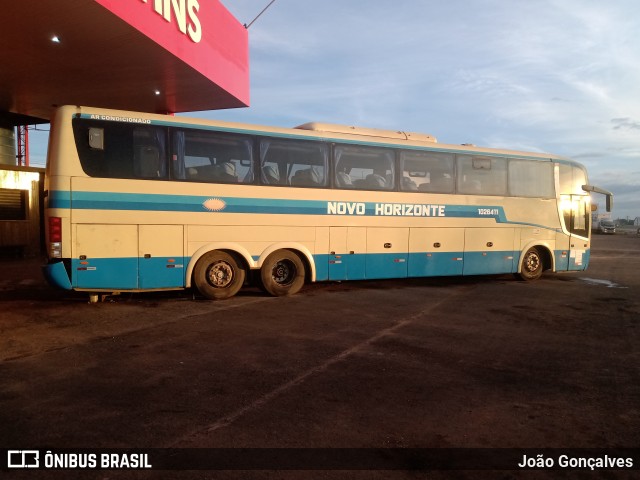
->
(42, 261, 73, 290)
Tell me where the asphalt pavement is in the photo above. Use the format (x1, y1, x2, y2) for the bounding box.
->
(1, 234, 639, 479)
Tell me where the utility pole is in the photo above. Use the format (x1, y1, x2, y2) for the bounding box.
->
(16, 125, 29, 166)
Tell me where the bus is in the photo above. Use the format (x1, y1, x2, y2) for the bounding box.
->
(42, 105, 613, 300)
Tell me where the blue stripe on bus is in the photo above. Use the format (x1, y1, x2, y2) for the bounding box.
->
(462, 251, 517, 275)
(553, 249, 589, 272)
(49, 189, 565, 232)
(70, 257, 186, 289)
(49, 190, 519, 223)
(72, 257, 139, 289)
(60, 250, 528, 291)
(43, 244, 589, 292)
(407, 252, 464, 277)
(42, 262, 73, 290)
(58, 191, 330, 214)
(49, 190, 72, 208)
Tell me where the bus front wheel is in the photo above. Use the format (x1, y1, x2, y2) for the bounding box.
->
(194, 251, 246, 300)
(518, 247, 543, 281)
(260, 250, 305, 297)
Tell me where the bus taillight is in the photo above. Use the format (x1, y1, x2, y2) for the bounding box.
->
(49, 217, 62, 258)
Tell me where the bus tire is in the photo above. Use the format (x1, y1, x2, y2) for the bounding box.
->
(193, 251, 245, 300)
(260, 249, 305, 297)
(518, 247, 543, 281)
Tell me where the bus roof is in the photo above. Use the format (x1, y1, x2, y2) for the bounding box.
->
(295, 122, 438, 143)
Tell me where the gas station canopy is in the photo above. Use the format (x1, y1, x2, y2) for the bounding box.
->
(0, 0, 249, 126)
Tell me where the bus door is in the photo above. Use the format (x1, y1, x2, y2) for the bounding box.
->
(138, 225, 185, 288)
(562, 195, 591, 271)
(328, 227, 366, 280)
(366, 228, 409, 279)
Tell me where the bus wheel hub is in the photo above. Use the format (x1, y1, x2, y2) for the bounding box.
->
(273, 261, 294, 284)
(525, 254, 540, 271)
(209, 262, 233, 288)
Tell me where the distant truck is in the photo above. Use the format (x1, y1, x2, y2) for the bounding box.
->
(591, 204, 613, 233)
(597, 219, 616, 234)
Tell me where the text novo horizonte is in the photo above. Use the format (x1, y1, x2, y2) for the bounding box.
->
(327, 202, 445, 217)
(141, 0, 202, 43)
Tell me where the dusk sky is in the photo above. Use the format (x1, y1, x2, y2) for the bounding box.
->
(216, 0, 640, 220)
(29, 0, 640, 219)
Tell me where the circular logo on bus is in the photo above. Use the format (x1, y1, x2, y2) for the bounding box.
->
(203, 198, 226, 211)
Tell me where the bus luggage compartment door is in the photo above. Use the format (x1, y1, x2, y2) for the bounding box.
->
(463, 227, 516, 275)
(139, 225, 185, 289)
(328, 227, 366, 281)
(74, 224, 138, 289)
(408, 228, 464, 277)
(366, 228, 409, 279)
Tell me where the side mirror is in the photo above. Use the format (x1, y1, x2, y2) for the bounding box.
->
(582, 185, 614, 213)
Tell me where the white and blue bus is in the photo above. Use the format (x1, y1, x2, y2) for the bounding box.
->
(43, 106, 613, 300)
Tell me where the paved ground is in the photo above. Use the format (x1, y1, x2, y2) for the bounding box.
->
(1, 234, 639, 479)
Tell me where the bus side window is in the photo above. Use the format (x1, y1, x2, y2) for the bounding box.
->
(509, 159, 554, 198)
(174, 129, 253, 184)
(73, 119, 132, 178)
(74, 122, 107, 177)
(457, 155, 507, 195)
(400, 150, 454, 193)
(334, 145, 394, 191)
(260, 139, 328, 187)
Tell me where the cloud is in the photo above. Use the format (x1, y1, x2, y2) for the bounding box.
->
(585, 170, 640, 215)
(611, 118, 640, 130)
(216, 0, 640, 218)
(572, 152, 609, 160)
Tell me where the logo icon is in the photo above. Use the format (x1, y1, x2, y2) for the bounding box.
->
(203, 198, 226, 211)
(7, 450, 39, 468)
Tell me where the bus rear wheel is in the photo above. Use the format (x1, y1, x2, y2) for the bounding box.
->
(518, 247, 543, 281)
(194, 251, 245, 300)
(260, 250, 305, 297)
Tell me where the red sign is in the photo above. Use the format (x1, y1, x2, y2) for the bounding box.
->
(93, 0, 249, 106)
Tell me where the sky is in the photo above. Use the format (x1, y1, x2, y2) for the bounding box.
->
(29, 0, 640, 219)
